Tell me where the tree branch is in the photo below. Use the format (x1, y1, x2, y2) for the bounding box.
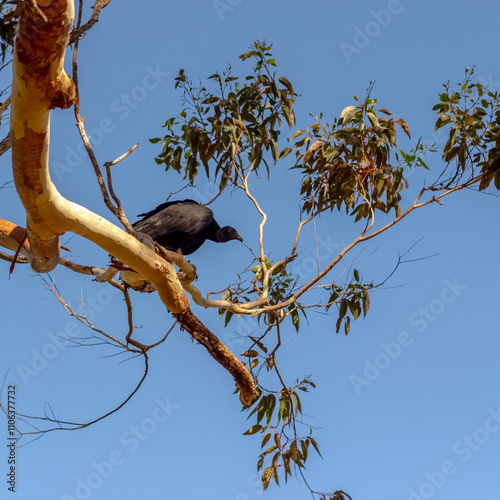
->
(173, 307, 257, 405)
(9, 1, 256, 404)
(69, 0, 112, 44)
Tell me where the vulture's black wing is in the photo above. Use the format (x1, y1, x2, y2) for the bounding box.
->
(133, 199, 217, 254)
(134, 200, 214, 238)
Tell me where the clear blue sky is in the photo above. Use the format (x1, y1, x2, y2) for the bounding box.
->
(1, 1, 500, 499)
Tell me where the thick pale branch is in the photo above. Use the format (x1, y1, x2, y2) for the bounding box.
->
(10, 0, 188, 312)
(0, 217, 124, 286)
(8, 0, 256, 404)
(184, 282, 267, 313)
(11, 0, 76, 272)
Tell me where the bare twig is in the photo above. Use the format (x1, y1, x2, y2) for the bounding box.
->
(103, 143, 139, 233)
(1, 353, 150, 439)
(0, 132, 11, 157)
(0, 95, 11, 130)
(71, 0, 134, 234)
(69, 0, 112, 44)
(43, 276, 131, 351)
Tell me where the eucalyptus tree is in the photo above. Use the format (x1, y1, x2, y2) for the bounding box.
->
(0, 2, 498, 499)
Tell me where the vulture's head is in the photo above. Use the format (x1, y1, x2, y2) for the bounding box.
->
(216, 226, 243, 244)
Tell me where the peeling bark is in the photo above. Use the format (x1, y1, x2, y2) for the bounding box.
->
(174, 307, 257, 405)
(0, 218, 29, 255)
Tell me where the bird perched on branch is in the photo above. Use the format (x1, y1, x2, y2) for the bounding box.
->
(133, 199, 243, 255)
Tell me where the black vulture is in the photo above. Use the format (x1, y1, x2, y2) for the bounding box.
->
(132, 199, 243, 255)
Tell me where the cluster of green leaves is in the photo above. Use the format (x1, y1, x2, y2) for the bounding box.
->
(325, 268, 372, 335)
(243, 378, 319, 490)
(218, 255, 305, 333)
(287, 89, 414, 220)
(0, 0, 18, 65)
(251, 256, 305, 331)
(433, 67, 500, 190)
(251, 257, 295, 304)
(150, 41, 296, 188)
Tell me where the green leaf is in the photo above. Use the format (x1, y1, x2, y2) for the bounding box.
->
(278, 395, 289, 425)
(444, 127, 458, 155)
(271, 139, 279, 163)
(339, 299, 348, 320)
(472, 106, 487, 119)
(274, 432, 281, 449)
(265, 394, 276, 424)
(340, 106, 357, 124)
(366, 112, 379, 127)
(397, 118, 411, 139)
(289, 440, 302, 466)
(291, 391, 302, 417)
(261, 432, 272, 448)
(263, 444, 278, 456)
(251, 264, 263, 275)
(244, 424, 263, 435)
(344, 316, 351, 335)
(261, 466, 273, 490)
(241, 349, 259, 358)
(308, 437, 323, 458)
(416, 157, 430, 170)
(434, 114, 451, 132)
(290, 307, 300, 332)
(362, 289, 370, 316)
(278, 76, 294, 95)
(224, 310, 234, 327)
(335, 317, 342, 334)
(283, 451, 291, 477)
(291, 129, 307, 141)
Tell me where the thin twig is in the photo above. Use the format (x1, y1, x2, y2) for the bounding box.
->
(103, 143, 139, 233)
(71, 1, 133, 233)
(69, 0, 112, 44)
(6, 353, 150, 439)
(0, 131, 11, 157)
